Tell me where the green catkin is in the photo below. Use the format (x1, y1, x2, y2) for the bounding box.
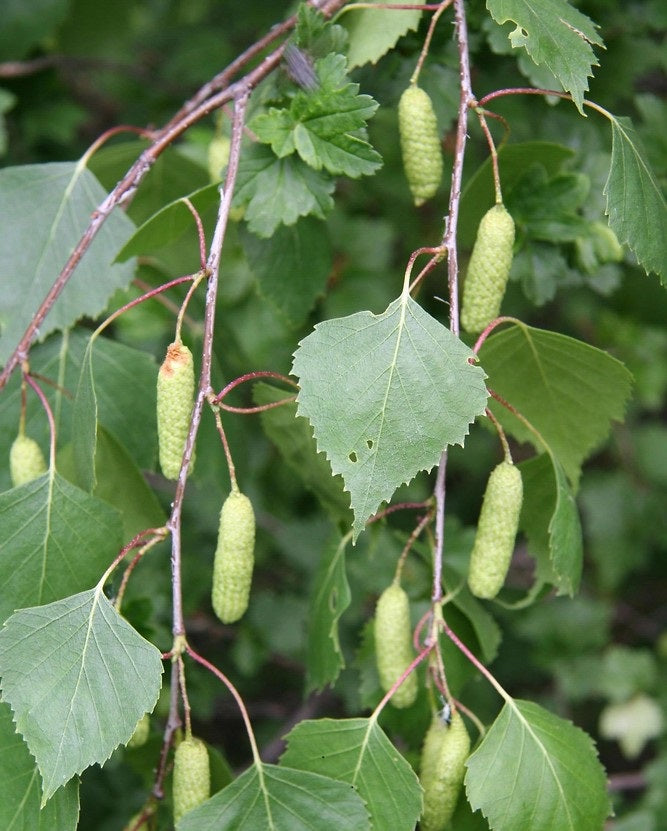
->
(156, 340, 195, 480)
(419, 709, 471, 831)
(460, 203, 516, 334)
(398, 85, 443, 206)
(9, 433, 47, 487)
(173, 736, 210, 823)
(467, 460, 523, 599)
(374, 582, 418, 709)
(126, 713, 150, 749)
(211, 490, 256, 624)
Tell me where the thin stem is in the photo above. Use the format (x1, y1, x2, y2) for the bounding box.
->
(174, 270, 207, 343)
(410, 0, 453, 84)
(186, 644, 263, 767)
(471, 314, 518, 354)
(475, 109, 502, 203)
(213, 370, 298, 405)
(24, 372, 57, 470)
(395, 510, 433, 582)
(367, 500, 432, 525)
(484, 407, 512, 461)
(167, 90, 250, 640)
(176, 653, 193, 737)
(371, 645, 433, 716)
(114, 529, 168, 611)
(182, 197, 208, 270)
(216, 395, 297, 415)
(152, 660, 182, 800)
(441, 618, 510, 702)
(212, 408, 238, 491)
(431, 0, 475, 605)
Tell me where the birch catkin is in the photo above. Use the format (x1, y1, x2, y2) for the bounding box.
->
(156, 340, 195, 479)
(398, 85, 443, 206)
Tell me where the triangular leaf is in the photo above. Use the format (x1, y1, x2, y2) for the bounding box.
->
(0, 162, 136, 365)
(0, 471, 123, 625)
(465, 699, 610, 830)
(292, 295, 488, 536)
(486, 0, 603, 113)
(479, 322, 632, 487)
(178, 762, 369, 830)
(604, 114, 667, 280)
(0, 699, 79, 828)
(343, 1, 422, 69)
(0, 588, 163, 802)
(306, 535, 351, 693)
(281, 717, 422, 831)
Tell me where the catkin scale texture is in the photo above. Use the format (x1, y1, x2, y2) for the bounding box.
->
(461, 203, 516, 333)
(10, 434, 47, 487)
(156, 341, 195, 480)
(419, 710, 470, 831)
(374, 582, 418, 709)
(398, 85, 443, 206)
(173, 736, 210, 823)
(211, 490, 256, 624)
(468, 461, 523, 599)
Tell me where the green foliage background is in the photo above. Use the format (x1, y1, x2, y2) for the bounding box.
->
(0, 0, 665, 829)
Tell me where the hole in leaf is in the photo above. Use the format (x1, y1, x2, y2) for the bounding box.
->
(366, 439, 374, 449)
(349, 451, 357, 463)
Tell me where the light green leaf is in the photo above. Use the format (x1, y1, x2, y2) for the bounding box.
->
(0, 162, 136, 365)
(116, 183, 220, 261)
(72, 334, 158, 490)
(254, 383, 352, 523)
(604, 114, 667, 280)
(306, 535, 351, 693)
(233, 144, 335, 238)
(478, 322, 633, 487)
(465, 699, 610, 830)
(292, 294, 488, 537)
(343, 1, 422, 69)
(486, 0, 603, 112)
(0, 588, 163, 802)
(177, 762, 369, 830)
(281, 718, 422, 831)
(59, 427, 165, 541)
(251, 54, 381, 178)
(240, 218, 332, 326)
(0, 699, 79, 829)
(0, 471, 122, 625)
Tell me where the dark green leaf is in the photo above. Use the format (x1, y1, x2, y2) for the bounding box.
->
(306, 535, 351, 692)
(240, 218, 332, 326)
(604, 115, 667, 280)
(233, 144, 335, 237)
(251, 54, 381, 178)
(486, 0, 603, 112)
(479, 322, 633, 486)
